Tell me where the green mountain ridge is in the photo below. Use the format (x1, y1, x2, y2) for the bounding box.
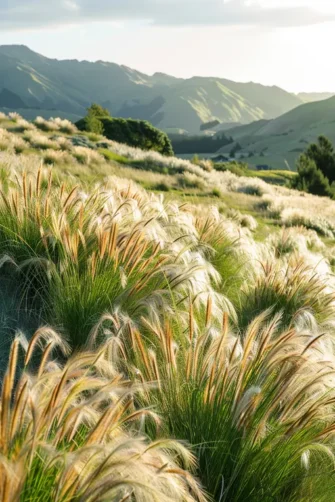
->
(0, 44, 303, 134)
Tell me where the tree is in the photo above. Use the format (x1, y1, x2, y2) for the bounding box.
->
(230, 142, 242, 158)
(291, 154, 332, 197)
(76, 103, 111, 135)
(87, 103, 111, 118)
(84, 114, 104, 135)
(305, 135, 335, 183)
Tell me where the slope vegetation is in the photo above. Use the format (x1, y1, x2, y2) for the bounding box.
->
(1, 113, 335, 500)
(1, 113, 335, 501)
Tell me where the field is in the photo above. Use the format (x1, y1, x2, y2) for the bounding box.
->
(1, 113, 335, 501)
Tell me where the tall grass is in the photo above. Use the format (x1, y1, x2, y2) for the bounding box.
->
(98, 307, 335, 501)
(0, 330, 205, 502)
(239, 257, 335, 331)
(0, 168, 228, 347)
(1, 114, 335, 500)
(194, 208, 258, 308)
(34, 116, 77, 134)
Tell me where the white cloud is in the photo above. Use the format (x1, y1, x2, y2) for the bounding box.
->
(0, 0, 333, 30)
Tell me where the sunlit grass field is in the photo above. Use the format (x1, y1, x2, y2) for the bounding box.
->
(1, 113, 335, 501)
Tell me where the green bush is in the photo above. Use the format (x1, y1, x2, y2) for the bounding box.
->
(153, 182, 171, 192)
(76, 106, 174, 156)
(211, 187, 222, 198)
(84, 114, 104, 135)
(101, 117, 173, 156)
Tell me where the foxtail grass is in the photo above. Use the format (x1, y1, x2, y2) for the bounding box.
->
(95, 305, 335, 501)
(0, 329, 206, 502)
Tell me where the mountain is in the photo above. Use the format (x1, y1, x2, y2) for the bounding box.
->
(216, 96, 335, 169)
(297, 92, 335, 103)
(0, 45, 303, 134)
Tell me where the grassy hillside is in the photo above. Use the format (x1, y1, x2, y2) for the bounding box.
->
(216, 96, 335, 170)
(3, 113, 335, 500)
(0, 45, 303, 134)
(298, 91, 335, 102)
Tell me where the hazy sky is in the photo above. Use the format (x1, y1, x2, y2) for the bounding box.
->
(0, 0, 335, 92)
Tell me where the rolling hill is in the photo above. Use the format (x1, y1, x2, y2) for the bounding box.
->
(0, 44, 303, 134)
(216, 96, 335, 169)
(297, 92, 335, 103)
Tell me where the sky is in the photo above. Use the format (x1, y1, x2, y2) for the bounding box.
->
(0, 0, 335, 93)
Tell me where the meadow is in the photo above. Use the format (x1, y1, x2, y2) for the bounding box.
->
(1, 113, 335, 501)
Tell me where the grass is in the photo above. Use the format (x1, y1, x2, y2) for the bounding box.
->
(250, 169, 297, 185)
(103, 308, 335, 502)
(238, 257, 335, 330)
(1, 112, 335, 500)
(0, 331, 205, 502)
(99, 148, 129, 164)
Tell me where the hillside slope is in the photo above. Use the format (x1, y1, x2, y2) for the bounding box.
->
(217, 96, 335, 169)
(0, 45, 303, 134)
(298, 92, 335, 103)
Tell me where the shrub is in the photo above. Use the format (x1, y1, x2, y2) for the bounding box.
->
(154, 182, 171, 192)
(77, 115, 174, 156)
(211, 187, 222, 198)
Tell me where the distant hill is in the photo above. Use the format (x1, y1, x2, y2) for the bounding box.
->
(0, 45, 303, 134)
(216, 96, 335, 170)
(297, 92, 335, 103)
